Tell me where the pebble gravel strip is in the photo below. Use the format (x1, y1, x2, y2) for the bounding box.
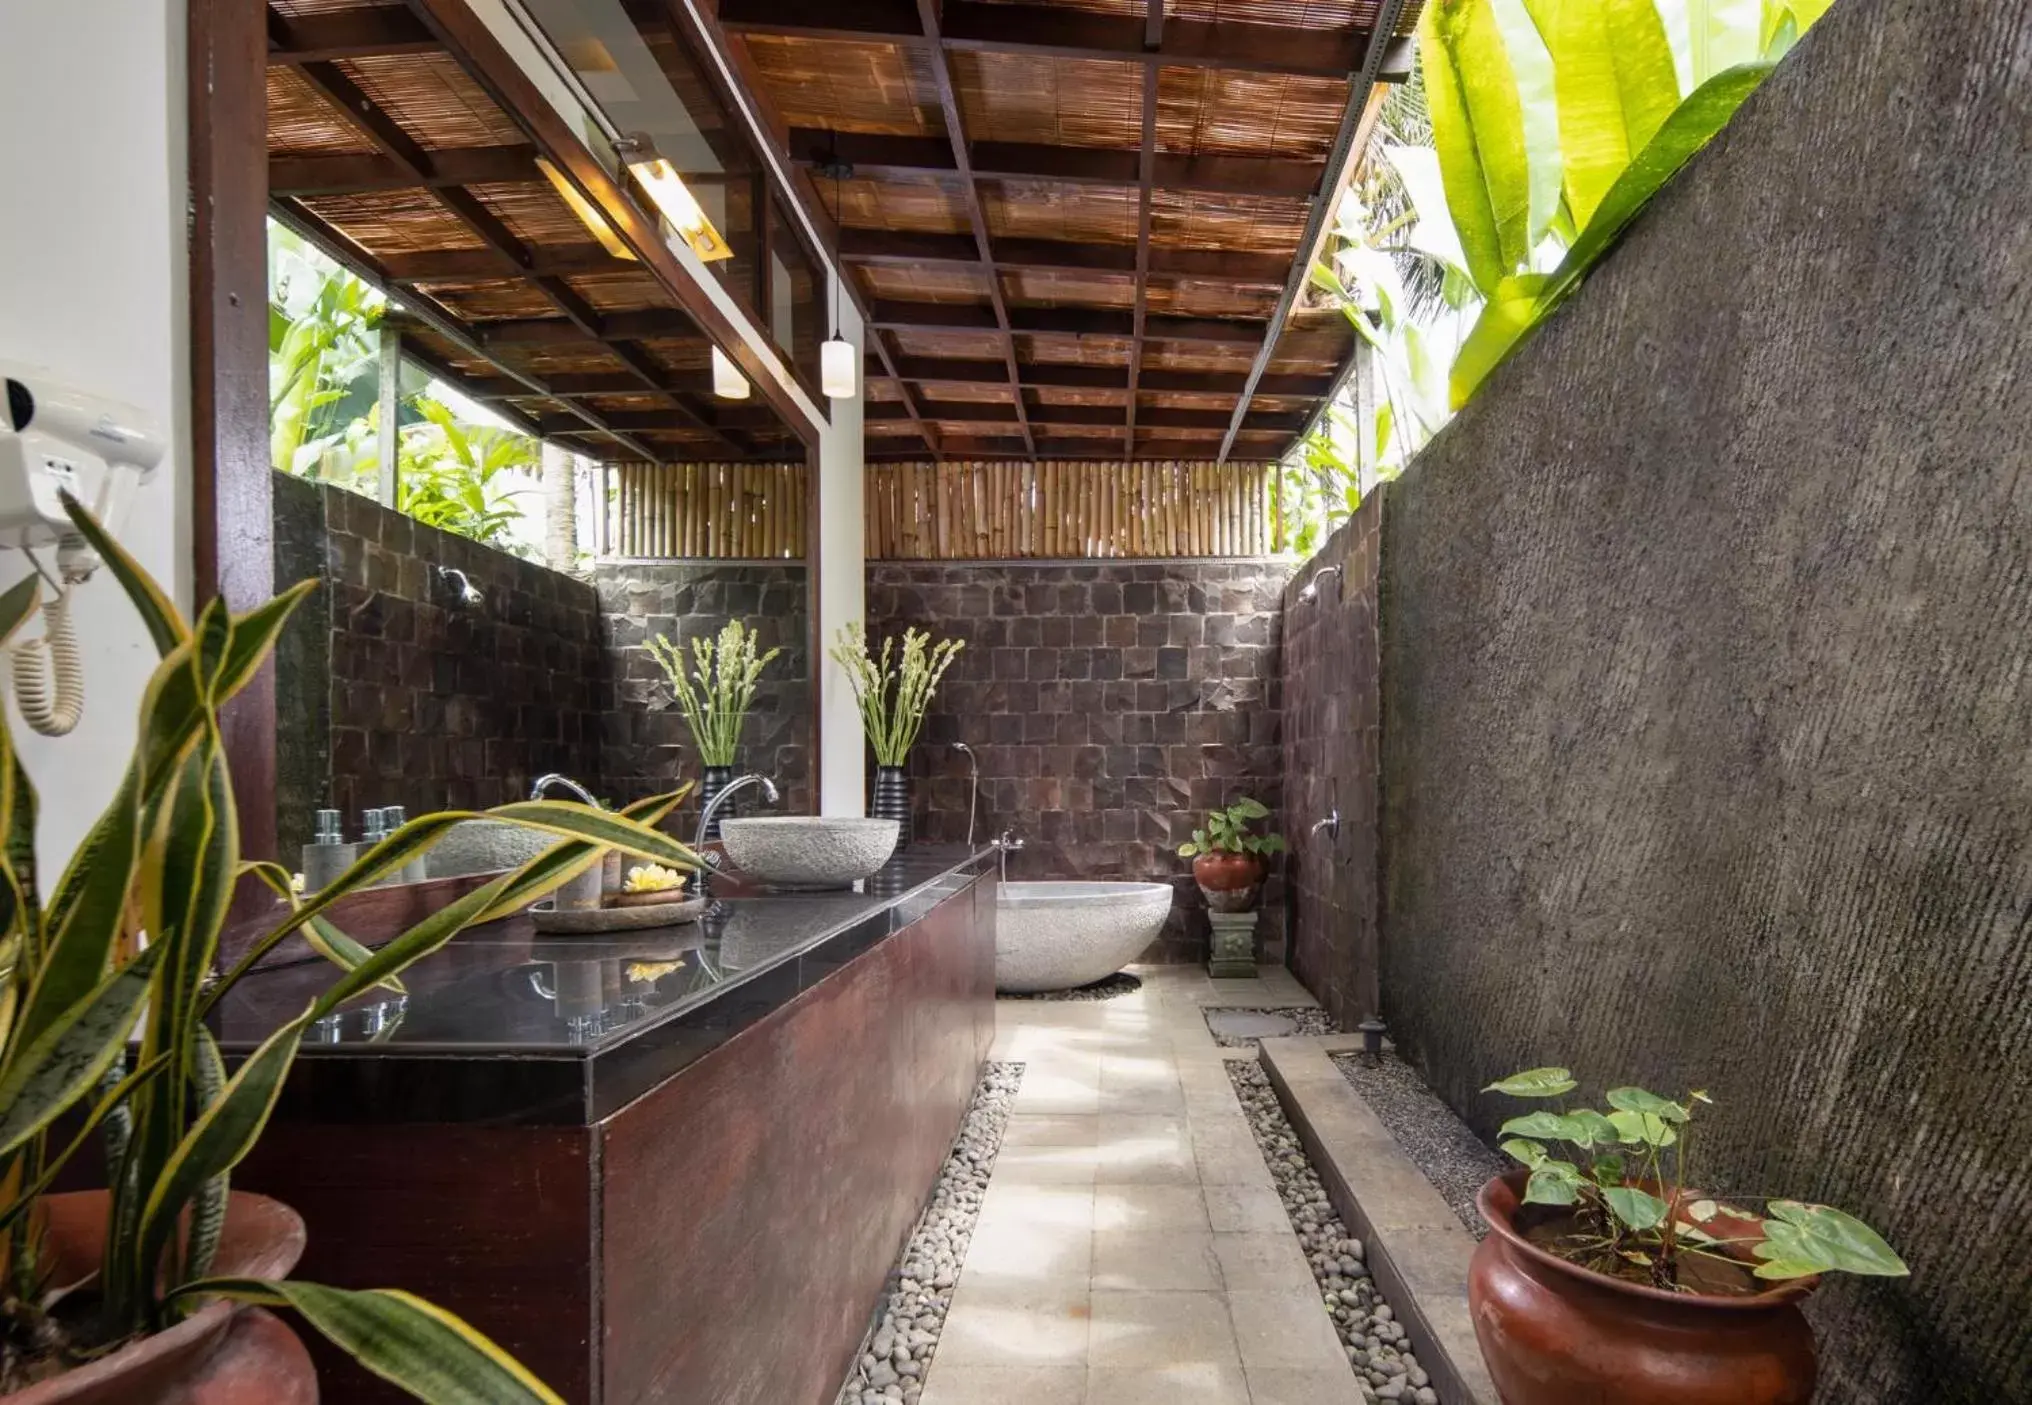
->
(835, 1062, 1023, 1405)
(1205, 1005, 1338, 1047)
(998, 972, 1144, 1002)
(1332, 1052, 1505, 1238)
(1229, 1059, 1442, 1404)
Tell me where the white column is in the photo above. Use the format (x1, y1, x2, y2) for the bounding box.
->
(816, 289, 865, 816)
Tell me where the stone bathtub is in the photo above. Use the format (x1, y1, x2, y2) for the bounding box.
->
(994, 881, 1174, 993)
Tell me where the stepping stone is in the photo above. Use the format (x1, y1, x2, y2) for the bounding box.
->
(1207, 1009, 1299, 1040)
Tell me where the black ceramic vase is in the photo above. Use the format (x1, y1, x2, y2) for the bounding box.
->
(871, 764, 913, 847)
(699, 763, 737, 843)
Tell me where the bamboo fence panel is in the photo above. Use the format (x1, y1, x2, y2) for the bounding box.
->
(863, 461, 1273, 561)
(610, 462, 806, 559)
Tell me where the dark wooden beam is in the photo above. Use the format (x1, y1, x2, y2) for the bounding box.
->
(465, 371, 704, 400)
(376, 243, 632, 282)
(871, 402, 1302, 432)
(266, 5, 435, 63)
(789, 129, 1323, 199)
(1125, 40, 1158, 458)
(269, 145, 541, 196)
(879, 357, 1335, 398)
(837, 229, 1290, 285)
(718, 0, 1370, 80)
(868, 301, 1266, 344)
(866, 435, 1271, 463)
(471, 310, 697, 344)
(913, 0, 1034, 455)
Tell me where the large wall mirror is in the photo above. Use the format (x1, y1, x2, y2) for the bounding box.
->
(252, 0, 829, 892)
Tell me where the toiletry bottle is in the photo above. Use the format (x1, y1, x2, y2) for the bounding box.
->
(384, 804, 429, 884)
(360, 808, 388, 887)
(302, 808, 357, 894)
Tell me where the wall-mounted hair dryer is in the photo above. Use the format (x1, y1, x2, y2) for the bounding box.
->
(0, 362, 166, 736)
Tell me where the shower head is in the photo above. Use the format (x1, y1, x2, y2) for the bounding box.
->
(438, 566, 483, 607)
(1297, 563, 1343, 604)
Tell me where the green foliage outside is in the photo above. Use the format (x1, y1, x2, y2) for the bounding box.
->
(268, 223, 539, 557)
(1276, 0, 1837, 556)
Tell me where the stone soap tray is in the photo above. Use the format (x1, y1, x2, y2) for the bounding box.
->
(529, 895, 707, 934)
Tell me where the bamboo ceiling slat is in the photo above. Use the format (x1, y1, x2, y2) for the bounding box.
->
(337, 54, 526, 150)
(1151, 189, 1311, 252)
(831, 174, 971, 234)
(968, 0, 1410, 24)
(1019, 333, 1134, 365)
(892, 328, 1013, 359)
(983, 181, 1141, 244)
(920, 381, 1018, 404)
(584, 393, 692, 413)
(952, 52, 1145, 149)
(1146, 278, 1283, 320)
(1033, 386, 1129, 406)
(486, 344, 630, 376)
(741, 35, 943, 135)
(268, 68, 377, 156)
(561, 269, 682, 315)
(632, 339, 713, 373)
(1156, 68, 1350, 159)
(857, 264, 997, 302)
(465, 181, 597, 249)
(419, 280, 558, 320)
(271, 0, 379, 17)
(1002, 269, 1139, 310)
(1142, 341, 1261, 371)
(297, 189, 486, 255)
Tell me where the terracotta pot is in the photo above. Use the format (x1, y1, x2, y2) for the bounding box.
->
(5, 1192, 318, 1405)
(1469, 1170, 1818, 1405)
(1192, 851, 1262, 894)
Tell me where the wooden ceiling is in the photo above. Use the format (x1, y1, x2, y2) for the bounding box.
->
(265, 0, 809, 463)
(709, 0, 1418, 462)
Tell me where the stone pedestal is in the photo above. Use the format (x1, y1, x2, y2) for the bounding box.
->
(1207, 910, 1259, 979)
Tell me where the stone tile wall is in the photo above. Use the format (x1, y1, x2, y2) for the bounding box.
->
(1278, 496, 1383, 1030)
(593, 563, 811, 827)
(867, 560, 1290, 963)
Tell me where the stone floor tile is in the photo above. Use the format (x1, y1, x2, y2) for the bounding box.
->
(1094, 1114, 1198, 1185)
(937, 1278, 1092, 1368)
(1242, 1367, 1365, 1405)
(1204, 1183, 1292, 1235)
(920, 1365, 1087, 1405)
(963, 1215, 1093, 1284)
(1003, 1114, 1101, 1148)
(985, 1141, 1103, 1185)
(977, 1182, 1096, 1233)
(1092, 1183, 1210, 1232)
(1086, 1363, 1253, 1405)
(1088, 1291, 1240, 1367)
(1194, 1138, 1279, 1188)
(1225, 1289, 1348, 1370)
(1091, 1229, 1221, 1292)
(1211, 1234, 1316, 1293)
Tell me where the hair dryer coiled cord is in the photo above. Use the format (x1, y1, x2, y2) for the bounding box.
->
(11, 582, 84, 737)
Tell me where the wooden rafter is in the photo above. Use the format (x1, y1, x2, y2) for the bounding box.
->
(837, 230, 1290, 287)
(788, 131, 1323, 200)
(912, 0, 1036, 455)
(861, 402, 1305, 432)
(869, 301, 1264, 345)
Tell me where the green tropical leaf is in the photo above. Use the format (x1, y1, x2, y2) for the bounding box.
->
(1500, 1111, 1579, 1141)
(1601, 1184, 1670, 1231)
(1449, 273, 1552, 408)
(216, 580, 318, 707)
(0, 1049, 170, 1236)
(1524, 1162, 1583, 1205)
(19, 767, 141, 1049)
(1606, 1107, 1679, 1147)
(1483, 1066, 1577, 1098)
(170, 1279, 563, 1405)
(1753, 1201, 1908, 1278)
(0, 944, 161, 1160)
(59, 492, 187, 656)
(1521, 0, 1681, 227)
(139, 1006, 314, 1289)
(1565, 1108, 1621, 1146)
(1605, 1086, 1689, 1123)
(1499, 1137, 1546, 1167)
(1420, 0, 1533, 295)
(239, 861, 405, 996)
(0, 576, 40, 648)
(1685, 0, 1764, 84)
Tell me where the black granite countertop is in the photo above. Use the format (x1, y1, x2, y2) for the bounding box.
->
(215, 844, 995, 1125)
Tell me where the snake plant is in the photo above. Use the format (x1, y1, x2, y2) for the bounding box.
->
(0, 494, 701, 1400)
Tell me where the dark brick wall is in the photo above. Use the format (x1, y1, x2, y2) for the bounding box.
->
(1369, 0, 2032, 1397)
(593, 563, 811, 827)
(272, 477, 604, 842)
(867, 560, 1290, 963)
(1279, 496, 1382, 1030)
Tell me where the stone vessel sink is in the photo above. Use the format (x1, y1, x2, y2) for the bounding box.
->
(719, 817, 901, 890)
(425, 819, 558, 879)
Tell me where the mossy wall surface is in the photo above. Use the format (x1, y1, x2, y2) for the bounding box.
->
(1368, 0, 2032, 1397)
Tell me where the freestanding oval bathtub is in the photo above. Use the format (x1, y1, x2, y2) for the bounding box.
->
(994, 882, 1174, 993)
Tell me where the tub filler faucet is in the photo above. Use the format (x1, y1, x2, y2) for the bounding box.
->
(996, 829, 1025, 883)
(530, 773, 600, 807)
(695, 774, 781, 867)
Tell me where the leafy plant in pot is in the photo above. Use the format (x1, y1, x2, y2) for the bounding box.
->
(829, 624, 964, 846)
(1176, 798, 1285, 913)
(0, 496, 702, 1402)
(646, 620, 780, 842)
(1470, 1067, 1908, 1405)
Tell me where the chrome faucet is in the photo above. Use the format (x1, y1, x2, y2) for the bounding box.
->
(1310, 808, 1341, 843)
(953, 742, 980, 848)
(996, 828, 1025, 883)
(695, 774, 781, 864)
(530, 773, 600, 806)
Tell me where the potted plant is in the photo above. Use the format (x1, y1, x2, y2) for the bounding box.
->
(645, 620, 781, 841)
(0, 496, 701, 1402)
(828, 624, 964, 846)
(1176, 797, 1286, 913)
(1471, 1067, 1909, 1405)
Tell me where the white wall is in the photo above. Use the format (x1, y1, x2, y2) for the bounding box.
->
(816, 290, 866, 816)
(0, 0, 190, 872)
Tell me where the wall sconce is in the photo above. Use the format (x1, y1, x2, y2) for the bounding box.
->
(1297, 563, 1343, 603)
(616, 137, 733, 263)
(535, 157, 635, 262)
(710, 346, 749, 400)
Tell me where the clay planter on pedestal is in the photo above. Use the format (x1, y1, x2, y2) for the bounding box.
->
(1191, 851, 1262, 913)
(7, 1191, 317, 1405)
(1469, 1170, 1819, 1405)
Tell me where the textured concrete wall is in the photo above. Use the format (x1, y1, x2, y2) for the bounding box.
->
(1279, 496, 1383, 1029)
(1375, 0, 2032, 1398)
(867, 560, 1289, 962)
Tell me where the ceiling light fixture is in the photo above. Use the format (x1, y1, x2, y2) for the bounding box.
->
(535, 156, 635, 262)
(615, 136, 733, 262)
(711, 345, 750, 400)
(818, 149, 857, 400)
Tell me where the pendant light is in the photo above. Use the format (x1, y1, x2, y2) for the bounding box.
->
(711, 345, 749, 400)
(819, 148, 858, 400)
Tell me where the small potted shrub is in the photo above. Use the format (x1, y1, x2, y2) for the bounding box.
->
(829, 624, 964, 846)
(646, 620, 781, 841)
(0, 496, 700, 1402)
(1471, 1067, 1908, 1405)
(1176, 797, 1286, 913)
